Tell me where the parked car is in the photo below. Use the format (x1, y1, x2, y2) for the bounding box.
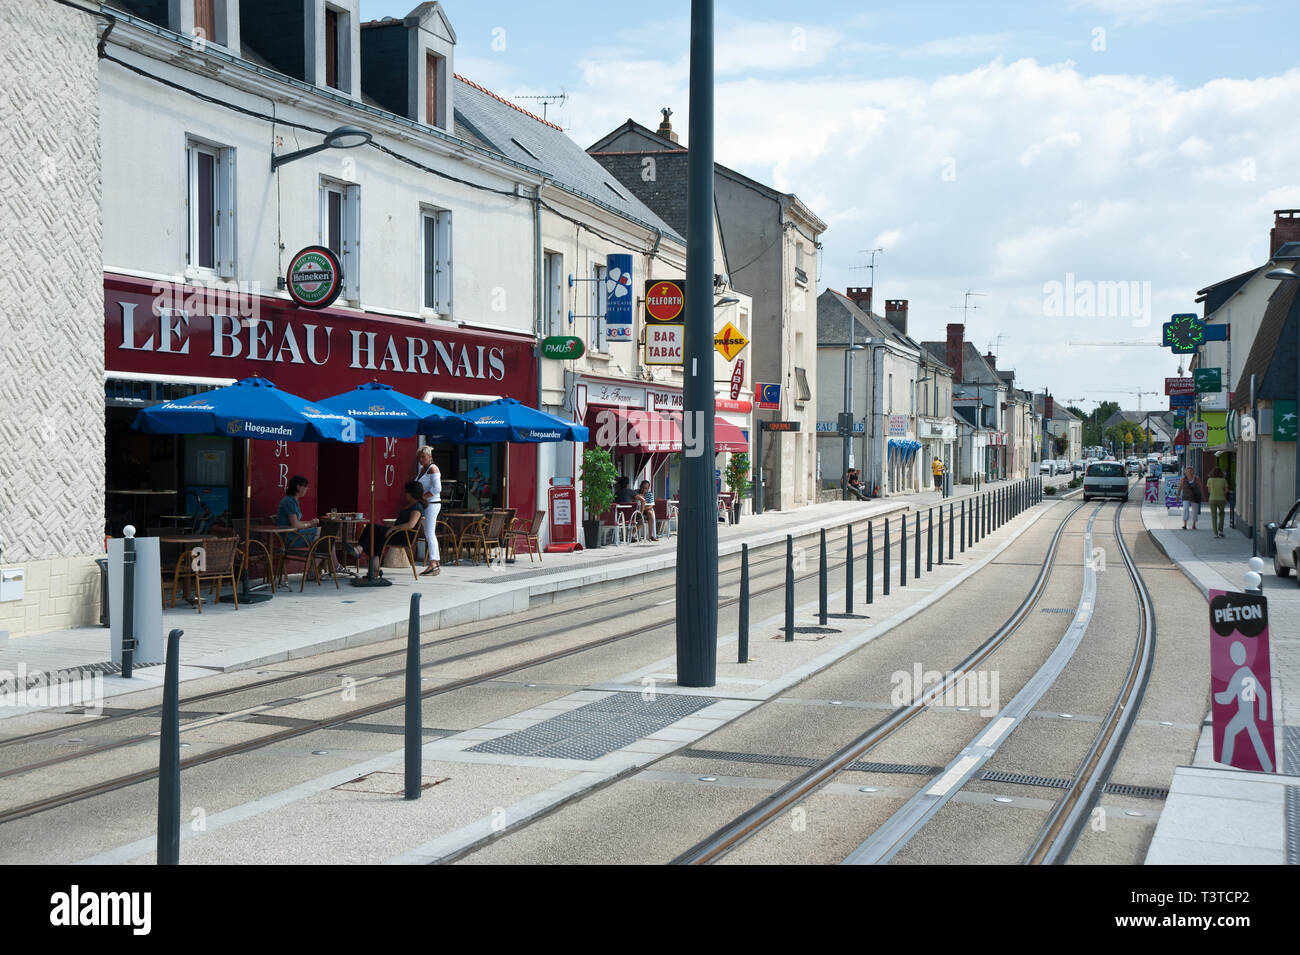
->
(1273, 500, 1300, 583)
(1083, 461, 1129, 501)
(1072, 460, 1086, 473)
(1039, 460, 1056, 475)
(1125, 457, 1142, 475)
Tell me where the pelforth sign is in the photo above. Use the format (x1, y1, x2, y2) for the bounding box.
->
(605, 254, 633, 341)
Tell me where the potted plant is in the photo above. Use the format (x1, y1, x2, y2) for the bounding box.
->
(724, 453, 751, 525)
(579, 447, 617, 548)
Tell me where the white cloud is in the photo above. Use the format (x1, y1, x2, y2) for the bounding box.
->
(900, 33, 1011, 58)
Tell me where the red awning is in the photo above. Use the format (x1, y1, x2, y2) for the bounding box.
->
(587, 408, 682, 452)
(661, 413, 749, 454)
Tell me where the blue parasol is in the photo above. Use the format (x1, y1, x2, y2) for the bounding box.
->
(458, 398, 589, 512)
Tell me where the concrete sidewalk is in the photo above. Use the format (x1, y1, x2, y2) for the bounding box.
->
(1140, 501, 1299, 865)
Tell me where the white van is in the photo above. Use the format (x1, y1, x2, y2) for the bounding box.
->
(1083, 461, 1129, 502)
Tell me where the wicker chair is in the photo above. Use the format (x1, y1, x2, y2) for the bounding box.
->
(379, 518, 421, 580)
(435, 520, 460, 567)
(457, 517, 492, 565)
(277, 529, 340, 592)
(507, 510, 545, 562)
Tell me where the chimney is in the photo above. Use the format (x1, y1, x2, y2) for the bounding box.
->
(1271, 209, 1300, 257)
(985, 351, 998, 372)
(656, 107, 679, 144)
(885, 299, 908, 336)
(845, 287, 873, 314)
(1045, 394, 1055, 419)
(946, 323, 964, 382)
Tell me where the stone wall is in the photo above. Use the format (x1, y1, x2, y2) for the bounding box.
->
(0, 0, 104, 639)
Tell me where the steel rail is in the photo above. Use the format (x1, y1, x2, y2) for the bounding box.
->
(670, 500, 1088, 865)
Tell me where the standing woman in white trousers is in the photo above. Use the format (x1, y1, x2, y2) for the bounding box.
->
(416, 446, 442, 575)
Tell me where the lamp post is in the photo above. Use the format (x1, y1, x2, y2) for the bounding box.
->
(1264, 267, 1300, 513)
(270, 125, 373, 170)
(843, 342, 865, 499)
(676, 0, 716, 688)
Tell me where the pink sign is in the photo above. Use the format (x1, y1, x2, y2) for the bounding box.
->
(1208, 590, 1276, 772)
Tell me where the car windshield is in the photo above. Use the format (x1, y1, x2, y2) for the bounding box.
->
(1088, 463, 1125, 477)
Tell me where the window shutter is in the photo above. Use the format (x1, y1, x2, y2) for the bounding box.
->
(216, 148, 236, 277)
(434, 211, 452, 314)
(341, 184, 360, 301)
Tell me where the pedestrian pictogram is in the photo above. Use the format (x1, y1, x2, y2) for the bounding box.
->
(1208, 590, 1275, 772)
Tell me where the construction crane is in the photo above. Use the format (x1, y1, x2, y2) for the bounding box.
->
(1085, 389, 1158, 410)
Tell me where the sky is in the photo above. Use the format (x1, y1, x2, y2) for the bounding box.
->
(363, 0, 1298, 413)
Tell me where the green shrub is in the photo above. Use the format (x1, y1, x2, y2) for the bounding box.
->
(580, 448, 617, 520)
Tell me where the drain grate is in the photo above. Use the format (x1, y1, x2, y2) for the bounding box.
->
(826, 613, 869, 620)
(980, 769, 1071, 789)
(849, 760, 946, 775)
(466, 692, 717, 761)
(1103, 782, 1170, 800)
(1287, 786, 1299, 866)
(0, 660, 162, 694)
(783, 626, 840, 635)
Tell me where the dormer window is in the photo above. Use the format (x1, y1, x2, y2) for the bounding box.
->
(426, 53, 441, 126)
(325, 8, 340, 88)
(195, 0, 216, 42)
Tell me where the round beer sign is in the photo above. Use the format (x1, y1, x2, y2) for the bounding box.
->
(645, 280, 685, 322)
(286, 246, 343, 310)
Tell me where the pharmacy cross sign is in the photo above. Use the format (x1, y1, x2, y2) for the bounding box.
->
(1163, 313, 1205, 354)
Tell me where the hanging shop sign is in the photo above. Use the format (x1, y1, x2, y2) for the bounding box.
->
(888, 414, 908, 436)
(1169, 393, 1194, 409)
(644, 323, 684, 365)
(1194, 368, 1222, 393)
(730, 359, 745, 400)
(644, 279, 685, 322)
(286, 246, 343, 310)
(760, 421, 800, 432)
(1275, 399, 1298, 441)
(541, 336, 585, 360)
(605, 254, 634, 341)
(1162, 313, 1205, 354)
(1201, 391, 1228, 411)
(713, 322, 749, 361)
(756, 382, 781, 410)
(1165, 377, 1194, 396)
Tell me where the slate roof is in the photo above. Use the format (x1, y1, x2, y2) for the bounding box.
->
(1231, 279, 1300, 412)
(452, 77, 681, 242)
(817, 290, 923, 355)
(1196, 268, 1257, 317)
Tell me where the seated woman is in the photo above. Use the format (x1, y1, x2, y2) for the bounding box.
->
(636, 480, 659, 541)
(277, 475, 321, 549)
(355, 481, 426, 567)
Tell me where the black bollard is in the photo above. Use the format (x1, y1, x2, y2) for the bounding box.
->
(157, 627, 183, 865)
(937, 507, 944, 566)
(818, 527, 828, 626)
(960, 499, 966, 552)
(914, 509, 921, 579)
(785, 534, 795, 642)
(738, 544, 749, 663)
(883, 518, 891, 597)
(900, 512, 908, 587)
(927, 509, 934, 572)
(866, 521, 875, 604)
(405, 593, 422, 800)
(845, 525, 854, 615)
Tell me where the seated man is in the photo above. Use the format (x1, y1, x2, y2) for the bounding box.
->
(844, 468, 868, 500)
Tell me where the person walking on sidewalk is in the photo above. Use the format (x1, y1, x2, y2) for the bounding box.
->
(931, 457, 945, 491)
(1178, 466, 1203, 530)
(1206, 466, 1229, 538)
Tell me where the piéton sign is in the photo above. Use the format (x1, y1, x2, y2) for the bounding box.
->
(645, 280, 685, 322)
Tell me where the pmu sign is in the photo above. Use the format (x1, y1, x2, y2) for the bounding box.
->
(1209, 590, 1276, 772)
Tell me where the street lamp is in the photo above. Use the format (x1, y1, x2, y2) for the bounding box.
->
(1264, 266, 1300, 520)
(843, 343, 866, 499)
(271, 125, 374, 170)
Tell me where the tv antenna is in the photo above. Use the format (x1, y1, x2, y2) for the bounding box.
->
(850, 248, 884, 290)
(951, 289, 987, 325)
(512, 90, 568, 122)
(987, 333, 1010, 358)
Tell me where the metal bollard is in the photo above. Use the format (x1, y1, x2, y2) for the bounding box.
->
(914, 509, 921, 579)
(883, 518, 891, 597)
(845, 525, 854, 615)
(938, 507, 944, 566)
(157, 627, 183, 865)
(739, 544, 749, 663)
(948, 503, 955, 560)
(960, 499, 966, 552)
(900, 512, 908, 587)
(785, 535, 795, 642)
(818, 527, 828, 626)
(866, 521, 874, 605)
(122, 527, 137, 680)
(927, 509, 934, 572)
(405, 593, 422, 800)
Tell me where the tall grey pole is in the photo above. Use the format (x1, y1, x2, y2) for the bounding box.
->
(1251, 373, 1258, 556)
(675, 0, 717, 688)
(842, 347, 851, 500)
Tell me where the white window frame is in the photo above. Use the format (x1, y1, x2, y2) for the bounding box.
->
(186, 139, 236, 279)
(320, 178, 360, 302)
(544, 251, 565, 338)
(591, 261, 607, 352)
(421, 206, 452, 317)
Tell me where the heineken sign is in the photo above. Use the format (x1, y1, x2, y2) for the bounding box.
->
(541, 336, 585, 360)
(286, 246, 343, 310)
